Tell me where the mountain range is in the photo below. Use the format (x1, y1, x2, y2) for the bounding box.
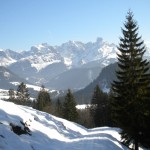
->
(0, 38, 118, 90)
(0, 37, 150, 98)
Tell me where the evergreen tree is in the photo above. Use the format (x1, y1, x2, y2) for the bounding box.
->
(8, 89, 15, 101)
(112, 11, 150, 150)
(17, 82, 30, 102)
(55, 98, 63, 117)
(36, 85, 51, 112)
(63, 89, 78, 122)
(90, 85, 110, 127)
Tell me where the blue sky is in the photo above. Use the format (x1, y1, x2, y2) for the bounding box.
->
(0, 0, 150, 51)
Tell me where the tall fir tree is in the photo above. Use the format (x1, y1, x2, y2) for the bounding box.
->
(36, 85, 51, 112)
(8, 89, 15, 101)
(17, 82, 30, 102)
(55, 98, 63, 117)
(63, 89, 78, 122)
(112, 11, 150, 150)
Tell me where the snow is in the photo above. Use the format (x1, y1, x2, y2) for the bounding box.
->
(26, 84, 43, 91)
(26, 84, 55, 93)
(10, 82, 40, 91)
(0, 89, 9, 100)
(63, 57, 72, 67)
(0, 57, 16, 66)
(20, 54, 61, 71)
(36, 44, 45, 50)
(0, 100, 148, 150)
(3, 71, 11, 79)
(10, 82, 20, 86)
(76, 104, 91, 109)
(0, 99, 148, 150)
(10, 82, 53, 93)
(1, 38, 150, 73)
(31, 62, 51, 71)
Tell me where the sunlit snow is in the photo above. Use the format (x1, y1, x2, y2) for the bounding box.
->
(0, 97, 148, 150)
(76, 104, 91, 109)
(0, 99, 129, 150)
(31, 60, 61, 71)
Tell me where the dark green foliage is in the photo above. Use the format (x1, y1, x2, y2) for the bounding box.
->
(8, 83, 32, 106)
(17, 82, 30, 102)
(8, 89, 15, 101)
(36, 86, 51, 112)
(63, 89, 78, 122)
(90, 85, 111, 127)
(112, 10, 150, 150)
(54, 98, 63, 117)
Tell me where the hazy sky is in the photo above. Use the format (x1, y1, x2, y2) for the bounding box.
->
(0, 0, 150, 51)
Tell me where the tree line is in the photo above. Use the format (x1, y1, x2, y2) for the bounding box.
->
(7, 82, 112, 127)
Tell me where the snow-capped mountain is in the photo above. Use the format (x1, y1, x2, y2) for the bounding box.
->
(21, 43, 63, 71)
(1, 37, 149, 90)
(58, 37, 117, 67)
(1, 38, 117, 70)
(0, 37, 119, 90)
(0, 49, 16, 66)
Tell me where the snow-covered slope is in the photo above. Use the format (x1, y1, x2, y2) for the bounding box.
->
(0, 49, 16, 66)
(0, 99, 130, 150)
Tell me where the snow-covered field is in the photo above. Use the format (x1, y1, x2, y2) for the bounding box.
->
(0, 99, 130, 150)
(0, 89, 9, 100)
(0, 99, 148, 150)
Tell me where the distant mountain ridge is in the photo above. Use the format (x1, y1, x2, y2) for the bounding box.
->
(1, 37, 150, 90)
(74, 63, 117, 104)
(0, 66, 27, 90)
(0, 38, 117, 69)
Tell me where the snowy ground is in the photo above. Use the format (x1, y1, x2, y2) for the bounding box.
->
(0, 89, 9, 100)
(0, 99, 148, 150)
(10, 82, 50, 92)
